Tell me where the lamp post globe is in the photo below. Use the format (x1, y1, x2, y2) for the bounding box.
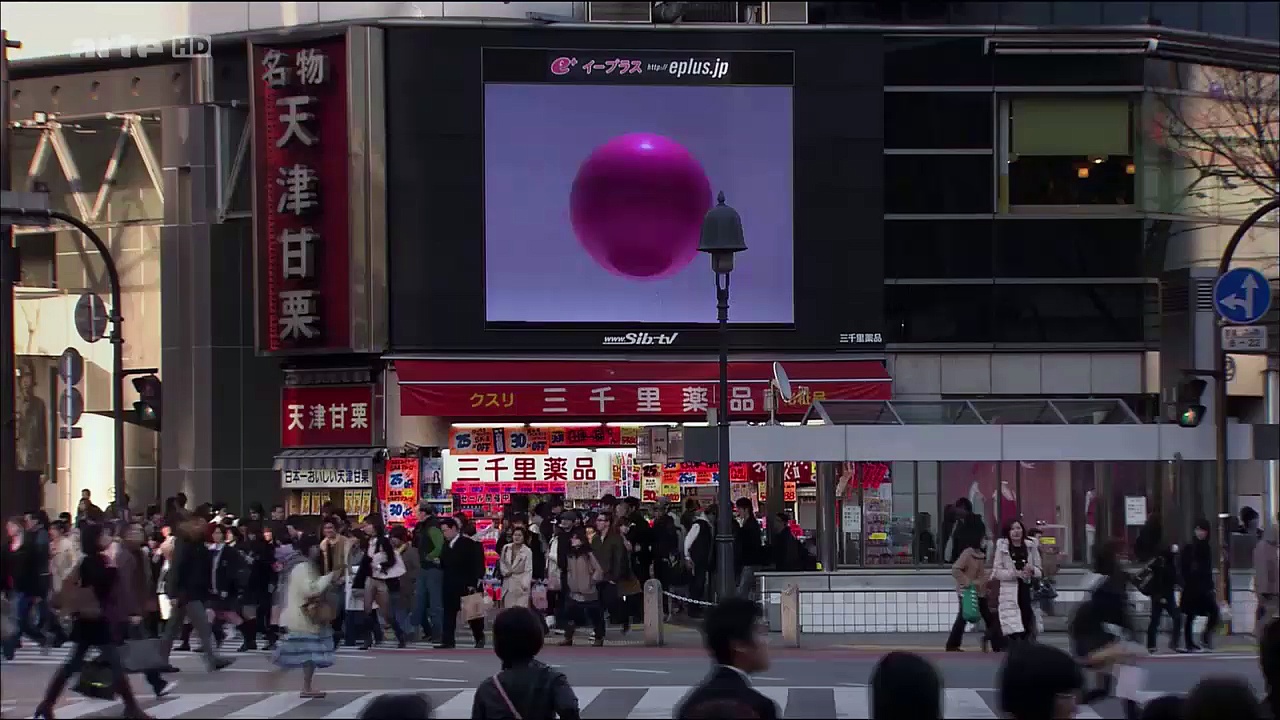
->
(698, 191, 746, 602)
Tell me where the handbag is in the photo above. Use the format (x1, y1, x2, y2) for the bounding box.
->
(74, 658, 117, 700)
(961, 585, 981, 623)
(461, 592, 487, 622)
(302, 593, 337, 626)
(531, 582, 549, 611)
(121, 637, 169, 674)
(491, 673, 523, 720)
(1131, 558, 1160, 596)
(618, 576, 643, 597)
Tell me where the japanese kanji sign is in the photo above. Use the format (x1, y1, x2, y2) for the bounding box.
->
(253, 37, 351, 352)
(445, 450, 612, 486)
(281, 384, 375, 447)
(396, 359, 892, 420)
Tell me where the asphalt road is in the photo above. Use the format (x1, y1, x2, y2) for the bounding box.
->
(1, 643, 1266, 718)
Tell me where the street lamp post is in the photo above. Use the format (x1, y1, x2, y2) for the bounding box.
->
(698, 191, 746, 602)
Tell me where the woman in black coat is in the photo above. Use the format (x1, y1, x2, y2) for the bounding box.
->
(237, 523, 278, 652)
(1135, 514, 1182, 652)
(1179, 518, 1220, 651)
(35, 523, 148, 719)
(209, 524, 246, 649)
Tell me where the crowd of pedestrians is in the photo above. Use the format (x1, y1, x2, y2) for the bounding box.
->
(5, 491, 1277, 719)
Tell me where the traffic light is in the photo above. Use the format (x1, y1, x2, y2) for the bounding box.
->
(1174, 377, 1207, 428)
(132, 374, 162, 431)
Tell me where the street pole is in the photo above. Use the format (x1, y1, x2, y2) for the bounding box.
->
(1211, 195, 1280, 627)
(715, 271, 735, 601)
(1266, 364, 1279, 530)
(1, 206, 126, 518)
(1, 30, 20, 490)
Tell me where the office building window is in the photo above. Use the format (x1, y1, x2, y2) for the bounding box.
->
(994, 218, 1146, 278)
(1149, 2, 1202, 31)
(884, 37, 992, 87)
(886, 284, 994, 343)
(1200, 2, 1248, 36)
(993, 283, 1147, 343)
(885, 93, 994, 150)
(886, 155, 995, 214)
(886, 219, 994, 279)
(1006, 97, 1136, 209)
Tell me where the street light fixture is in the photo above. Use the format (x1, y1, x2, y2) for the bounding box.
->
(698, 191, 746, 602)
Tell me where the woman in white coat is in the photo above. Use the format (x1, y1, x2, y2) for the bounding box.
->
(992, 518, 1042, 646)
(500, 527, 534, 608)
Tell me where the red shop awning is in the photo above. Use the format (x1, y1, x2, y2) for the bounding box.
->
(395, 359, 890, 420)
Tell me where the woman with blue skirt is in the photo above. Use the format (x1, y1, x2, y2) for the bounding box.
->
(272, 534, 338, 698)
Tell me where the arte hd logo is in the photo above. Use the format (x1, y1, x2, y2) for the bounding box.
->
(69, 35, 211, 59)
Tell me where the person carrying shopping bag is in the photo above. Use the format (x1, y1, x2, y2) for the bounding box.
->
(945, 537, 995, 652)
(271, 534, 340, 698)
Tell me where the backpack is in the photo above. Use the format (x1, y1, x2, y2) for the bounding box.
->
(55, 561, 102, 620)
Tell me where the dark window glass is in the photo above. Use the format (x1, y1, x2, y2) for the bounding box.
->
(885, 93, 994, 149)
(1149, 2, 1201, 31)
(949, 2, 1002, 23)
(886, 220, 994, 278)
(1201, 2, 1248, 35)
(993, 284, 1146, 343)
(1101, 2, 1155, 24)
(808, 2, 903, 22)
(1000, 2, 1053, 23)
(1051, 2, 1104, 24)
(995, 54, 1145, 86)
(885, 37, 992, 86)
(1009, 156, 1135, 206)
(886, 284, 994, 343)
(994, 219, 1145, 278)
(1247, 2, 1280, 41)
(886, 155, 994, 214)
(14, 232, 56, 288)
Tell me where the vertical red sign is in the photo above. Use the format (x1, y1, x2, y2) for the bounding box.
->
(252, 37, 351, 352)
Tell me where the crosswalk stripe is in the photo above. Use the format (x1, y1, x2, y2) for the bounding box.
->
(226, 693, 312, 718)
(833, 687, 870, 719)
(53, 698, 120, 718)
(946, 689, 996, 718)
(628, 687, 689, 719)
(148, 694, 223, 719)
(324, 692, 377, 719)
(431, 689, 476, 719)
(574, 688, 604, 712)
(0, 686, 1228, 719)
(757, 686, 791, 714)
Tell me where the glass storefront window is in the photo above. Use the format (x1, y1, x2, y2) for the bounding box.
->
(1006, 97, 1136, 210)
(830, 460, 1164, 569)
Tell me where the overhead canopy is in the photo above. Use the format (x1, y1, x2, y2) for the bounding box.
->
(273, 448, 382, 472)
(802, 398, 1142, 426)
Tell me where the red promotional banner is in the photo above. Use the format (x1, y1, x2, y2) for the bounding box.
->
(253, 37, 351, 352)
(281, 385, 375, 447)
(447, 425, 640, 453)
(398, 360, 890, 419)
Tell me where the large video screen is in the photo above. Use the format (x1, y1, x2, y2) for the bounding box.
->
(483, 61, 794, 325)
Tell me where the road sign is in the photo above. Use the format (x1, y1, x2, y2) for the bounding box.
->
(1222, 325, 1269, 352)
(58, 387, 84, 425)
(1213, 267, 1272, 324)
(58, 347, 84, 385)
(74, 293, 109, 343)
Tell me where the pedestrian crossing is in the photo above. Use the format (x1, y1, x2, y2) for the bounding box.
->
(0, 645, 490, 666)
(0, 687, 1181, 719)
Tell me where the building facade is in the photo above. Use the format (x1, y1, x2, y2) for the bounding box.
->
(5, 4, 1277, 625)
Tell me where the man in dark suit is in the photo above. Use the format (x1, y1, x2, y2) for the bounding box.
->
(674, 597, 778, 720)
(436, 517, 486, 649)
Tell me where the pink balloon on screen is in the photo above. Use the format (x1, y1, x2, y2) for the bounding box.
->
(569, 133, 712, 280)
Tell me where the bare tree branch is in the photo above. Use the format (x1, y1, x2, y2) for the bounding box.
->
(1155, 65, 1279, 216)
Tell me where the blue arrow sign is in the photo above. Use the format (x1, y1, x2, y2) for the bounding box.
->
(1213, 267, 1272, 324)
